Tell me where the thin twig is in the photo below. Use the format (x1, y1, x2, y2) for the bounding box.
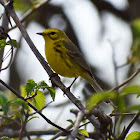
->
(50, 120, 90, 140)
(111, 68, 140, 91)
(0, 10, 9, 70)
(117, 61, 129, 69)
(68, 111, 84, 140)
(0, 34, 14, 71)
(30, 101, 53, 116)
(8, 0, 51, 32)
(19, 111, 30, 140)
(0, 114, 21, 127)
(118, 113, 140, 140)
(0, 130, 59, 138)
(50, 124, 73, 140)
(109, 113, 137, 117)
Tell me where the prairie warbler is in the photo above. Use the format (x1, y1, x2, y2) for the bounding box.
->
(37, 28, 103, 93)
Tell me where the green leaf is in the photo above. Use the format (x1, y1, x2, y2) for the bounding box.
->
(0, 91, 10, 115)
(48, 87, 55, 101)
(67, 119, 74, 125)
(6, 39, 18, 48)
(33, 91, 45, 110)
(0, 91, 8, 104)
(2, 101, 11, 115)
(0, 136, 15, 140)
(11, 99, 28, 110)
(20, 85, 27, 98)
(36, 81, 49, 90)
(26, 79, 37, 95)
(117, 96, 126, 112)
(124, 105, 140, 112)
(132, 19, 140, 38)
(1, 136, 10, 140)
(87, 91, 116, 111)
(37, 81, 55, 101)
(15, 111, 23, 124)
(0, 40, 7, 49)
(26, 116, 39, 123)
(120, 85, 140, 96)
(78, 129, 89, 137)
(14, 0, 31, 12)
(126, 131, 140, 140)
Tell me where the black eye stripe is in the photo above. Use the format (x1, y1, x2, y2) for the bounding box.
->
(50, 32, 56, 35)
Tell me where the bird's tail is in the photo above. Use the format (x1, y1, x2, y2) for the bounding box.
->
(82, 72, 103, 92)
(82, 73, 110, 103)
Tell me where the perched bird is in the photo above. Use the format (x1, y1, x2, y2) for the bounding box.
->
(37, 28, 103, 93)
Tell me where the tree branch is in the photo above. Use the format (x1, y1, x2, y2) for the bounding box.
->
(0, 6, 9, 70)
(8, 0, 51, 32)
(68, 111, 84, 140)
(118, 113, 140, 140)
(111, 68, 140, 91)
(0, 0, 101, 130)
(0, 79, 69, 134)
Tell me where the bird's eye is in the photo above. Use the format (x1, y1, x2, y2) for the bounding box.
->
(48, 31, 58, 40)
(50, 32, 56, 35)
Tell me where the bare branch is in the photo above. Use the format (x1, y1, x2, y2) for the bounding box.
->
(8, 0, 51, 31)
(68, 111, 84, 140)
(0, 33, 14, 71)
(111, 68, 140, 91)
(50, 124, 73, 140)
(118, 113, 140, 140)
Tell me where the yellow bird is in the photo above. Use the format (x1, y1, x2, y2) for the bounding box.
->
(37, 28, 103, 93)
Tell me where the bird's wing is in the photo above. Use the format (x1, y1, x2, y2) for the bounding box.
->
(63, 40, 93, 77)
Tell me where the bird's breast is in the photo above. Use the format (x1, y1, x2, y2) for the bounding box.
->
(45, 45, 79, 77)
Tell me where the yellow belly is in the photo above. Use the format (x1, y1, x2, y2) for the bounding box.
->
(45, 46, 80, 77)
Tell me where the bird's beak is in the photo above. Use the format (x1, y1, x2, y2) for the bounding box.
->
(36, 32, 46, 36)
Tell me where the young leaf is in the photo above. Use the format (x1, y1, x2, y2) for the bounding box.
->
(37, 81, 55, 101)
(26, 116, 39, 123)
(11, 99, 28, 110)
(78, 129, 89, 137)
(132, 19, 140, 38)
(37, 81, 49, 90)
(0, 40, 7, 49)
(25, 79, 37, 95)
(117, 96, 126, 112)
(0, 136, 15, 140)
(15, 111, 23, 124)
(1, 136, 10, 140)
(2, 101, 11, 115)
(126, 131, 140, 140)
(0, 91, 8, 104)
(124, 105, 140, 112)
(48, 87, 55, 101)
(6, 39, 18, 48)
(20, 85, 27, 98)
(0, 91, 10, 115)
(67, 119, 74, 125)
(33, 91, 45, 110)
(87, 91, 116, 111)
(120, 85, 140, 96)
